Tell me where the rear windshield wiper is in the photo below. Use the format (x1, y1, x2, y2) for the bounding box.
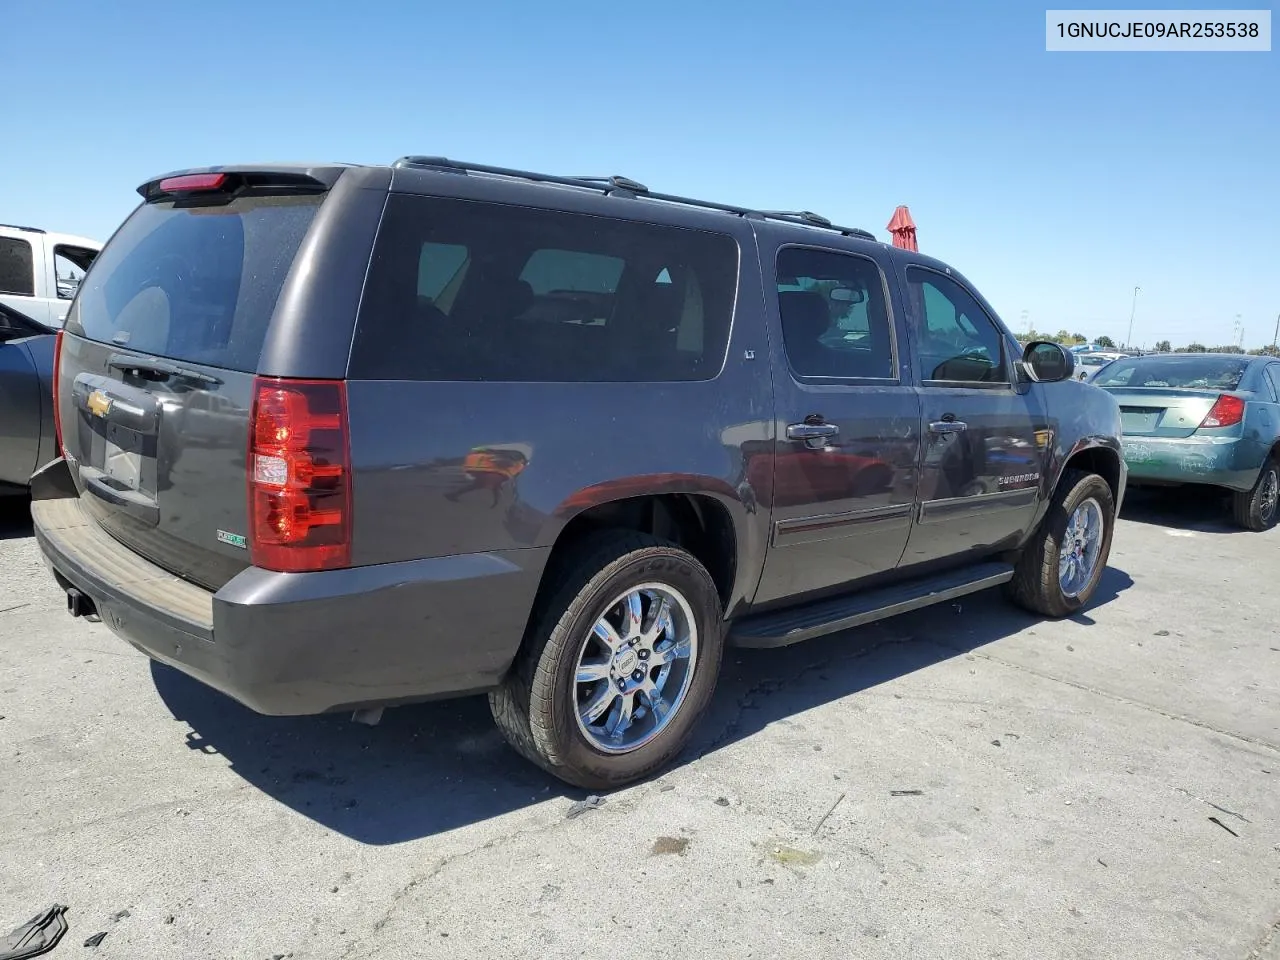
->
(107, 354, 223, 386)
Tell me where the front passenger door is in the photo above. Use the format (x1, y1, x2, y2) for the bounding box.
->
(898, 263, 1048, 569)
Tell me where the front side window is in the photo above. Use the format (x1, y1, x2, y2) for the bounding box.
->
(352, 196, 739, 382)
(0, 237, 35, 297)
(774, 246, 895, 379)
(905, 267, 1007, 384)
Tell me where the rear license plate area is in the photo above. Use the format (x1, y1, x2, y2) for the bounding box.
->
(1120, 407, 1162, 433)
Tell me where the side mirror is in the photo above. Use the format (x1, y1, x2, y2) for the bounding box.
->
(1022, 341, 1075, 383)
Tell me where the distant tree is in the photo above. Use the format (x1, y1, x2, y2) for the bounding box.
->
(1248, 344, 1280, 357)
(1177, 343, 1208, 353)
(1095, 335, 1116, 349)
(1210, 344, 1245, 354)
(1070, 332, 1088, 344)
(1155, 340, 1172, 353)
(1054, 329, 1072, 344)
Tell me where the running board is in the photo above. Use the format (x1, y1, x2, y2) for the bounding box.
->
(728, 561, 1015, 648)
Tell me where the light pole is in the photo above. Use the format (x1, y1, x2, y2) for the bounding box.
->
(1233, 314, 1243, 349)
(1126, 286, 1140, 349)
(1272, 312, 1279, 350)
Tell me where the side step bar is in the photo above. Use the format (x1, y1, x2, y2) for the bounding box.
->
(728, 561, 1015, 648)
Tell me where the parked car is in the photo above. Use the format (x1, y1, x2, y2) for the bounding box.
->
(31, 158, 1125, 788)
(0, 224, 102, 328)
(1075, 352, 1124, 382)
(1093, 353, 1280, 530)
(0, 302, 56, 495)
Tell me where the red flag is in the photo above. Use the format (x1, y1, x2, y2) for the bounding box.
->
(887, 205, 918, 251)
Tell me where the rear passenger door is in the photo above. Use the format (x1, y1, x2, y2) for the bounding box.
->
(754, 243, 922, 605)
(895, 261, 1048, 569)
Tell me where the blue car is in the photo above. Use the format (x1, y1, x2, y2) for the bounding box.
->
(1094, 353, 1280, 530)
(0, 302, 57, 495)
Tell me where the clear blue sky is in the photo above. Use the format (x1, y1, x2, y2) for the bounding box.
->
(4, 0, 1276, 348)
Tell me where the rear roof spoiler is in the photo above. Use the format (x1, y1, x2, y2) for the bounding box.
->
(137, 164, 353, 201)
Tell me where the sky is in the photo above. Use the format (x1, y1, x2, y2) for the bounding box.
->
(3, 0, 1276, 349)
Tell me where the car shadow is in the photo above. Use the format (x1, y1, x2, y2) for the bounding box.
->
(151, 565, 1133, 845)
(1120, 485, 1240, 534)
(0, 495, 33, 541)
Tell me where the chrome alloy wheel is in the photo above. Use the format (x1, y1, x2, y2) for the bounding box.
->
(572, 583, 698, 754)
(1059, 497, 1104, 598)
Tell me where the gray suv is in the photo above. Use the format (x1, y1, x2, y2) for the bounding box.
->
(32, 158, 1125, 789)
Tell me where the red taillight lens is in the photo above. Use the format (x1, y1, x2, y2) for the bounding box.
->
(248, 378, 351, 573)
(1200, 394, 1245, 429)
(158, 173, 228, 193)
(52, 330, 65, 456)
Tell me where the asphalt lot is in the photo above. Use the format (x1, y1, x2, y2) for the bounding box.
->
(1, 490, 1277, 960)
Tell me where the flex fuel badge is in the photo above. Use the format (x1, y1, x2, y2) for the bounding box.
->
(217, 530, 247, 549)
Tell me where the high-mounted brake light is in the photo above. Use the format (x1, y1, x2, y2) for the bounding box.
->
(158, 173, 228, 193)
(52, 330, 65, 456)
(1200, 394, 1245, 429)
(248, 378, 351, 572)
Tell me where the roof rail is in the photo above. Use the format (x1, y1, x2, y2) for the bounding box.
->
(0, 223, 46, 234)
(391, 156, 878, 242)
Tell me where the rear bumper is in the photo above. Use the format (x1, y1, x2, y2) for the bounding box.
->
(1121, 435, 1266, 490)
(31, 461, 547, 715)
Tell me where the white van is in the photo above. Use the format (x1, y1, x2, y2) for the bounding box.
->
(0, 223, 102, 328)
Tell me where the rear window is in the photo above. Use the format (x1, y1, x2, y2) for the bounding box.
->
(68, 195, 321, 372)
(350, 195, 739, 382)
(1094, 355, 1250, 390)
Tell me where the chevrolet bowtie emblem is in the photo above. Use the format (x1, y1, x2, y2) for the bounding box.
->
(87, 389, 112, 418)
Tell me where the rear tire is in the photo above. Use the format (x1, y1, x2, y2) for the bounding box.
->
(489, 531, 724, 790)
(1008, 469, 1116, 618)
(1232, 460, 1279, 532)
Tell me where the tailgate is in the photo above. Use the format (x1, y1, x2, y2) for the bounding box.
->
(58, 181, 327, 590)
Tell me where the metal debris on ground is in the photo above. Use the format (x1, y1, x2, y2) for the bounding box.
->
(1208, 816, 1240, 838)
(1154, 630, 1170, 636)
(812, 792, 846, 835)
(0, 904, 68, 960)
(890, 789, 923, 796)
(991, 739, 1002, 747)
(565, 795, 606, 819)
(714, 797, 730, 807)
(111, 911, 130, 922)
(83, 931, 108, 948)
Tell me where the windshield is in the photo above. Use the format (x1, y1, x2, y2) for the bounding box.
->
(1094, 355, 1249, 390)
(68, 194, 321, 372)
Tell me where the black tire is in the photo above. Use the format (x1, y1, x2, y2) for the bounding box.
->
(1008, 469, 1116, 618)
(489, 531, 724, 790)
(1231, 460, 1279, 532)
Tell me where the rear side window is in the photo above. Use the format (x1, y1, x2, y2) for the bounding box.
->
(68, 195, 321, 372)
(351, 195, 739, 382)
(0, 237, 35, 297)
(775, 246, 895, 379)
(1094, 356, 1250, 390)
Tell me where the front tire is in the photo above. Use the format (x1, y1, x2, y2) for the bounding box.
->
(1231, 460, 1279, 532)
(490, 532, 724, 790)
(1008, 469, 1116, 617)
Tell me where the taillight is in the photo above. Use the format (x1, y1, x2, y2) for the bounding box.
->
(52, 330, 65, 456)
(1200, 394, 1245, 429)
(248, 378, 351, 572)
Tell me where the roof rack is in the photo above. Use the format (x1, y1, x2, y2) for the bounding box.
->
(391, 156, 877, 242)
(0, 223, 46, 234)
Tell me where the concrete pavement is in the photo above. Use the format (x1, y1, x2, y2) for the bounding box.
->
(1, 489, 1277, 959)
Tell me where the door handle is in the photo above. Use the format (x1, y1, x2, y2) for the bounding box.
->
(929, 420, 968, 434)
(787, 422, 839, 449)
